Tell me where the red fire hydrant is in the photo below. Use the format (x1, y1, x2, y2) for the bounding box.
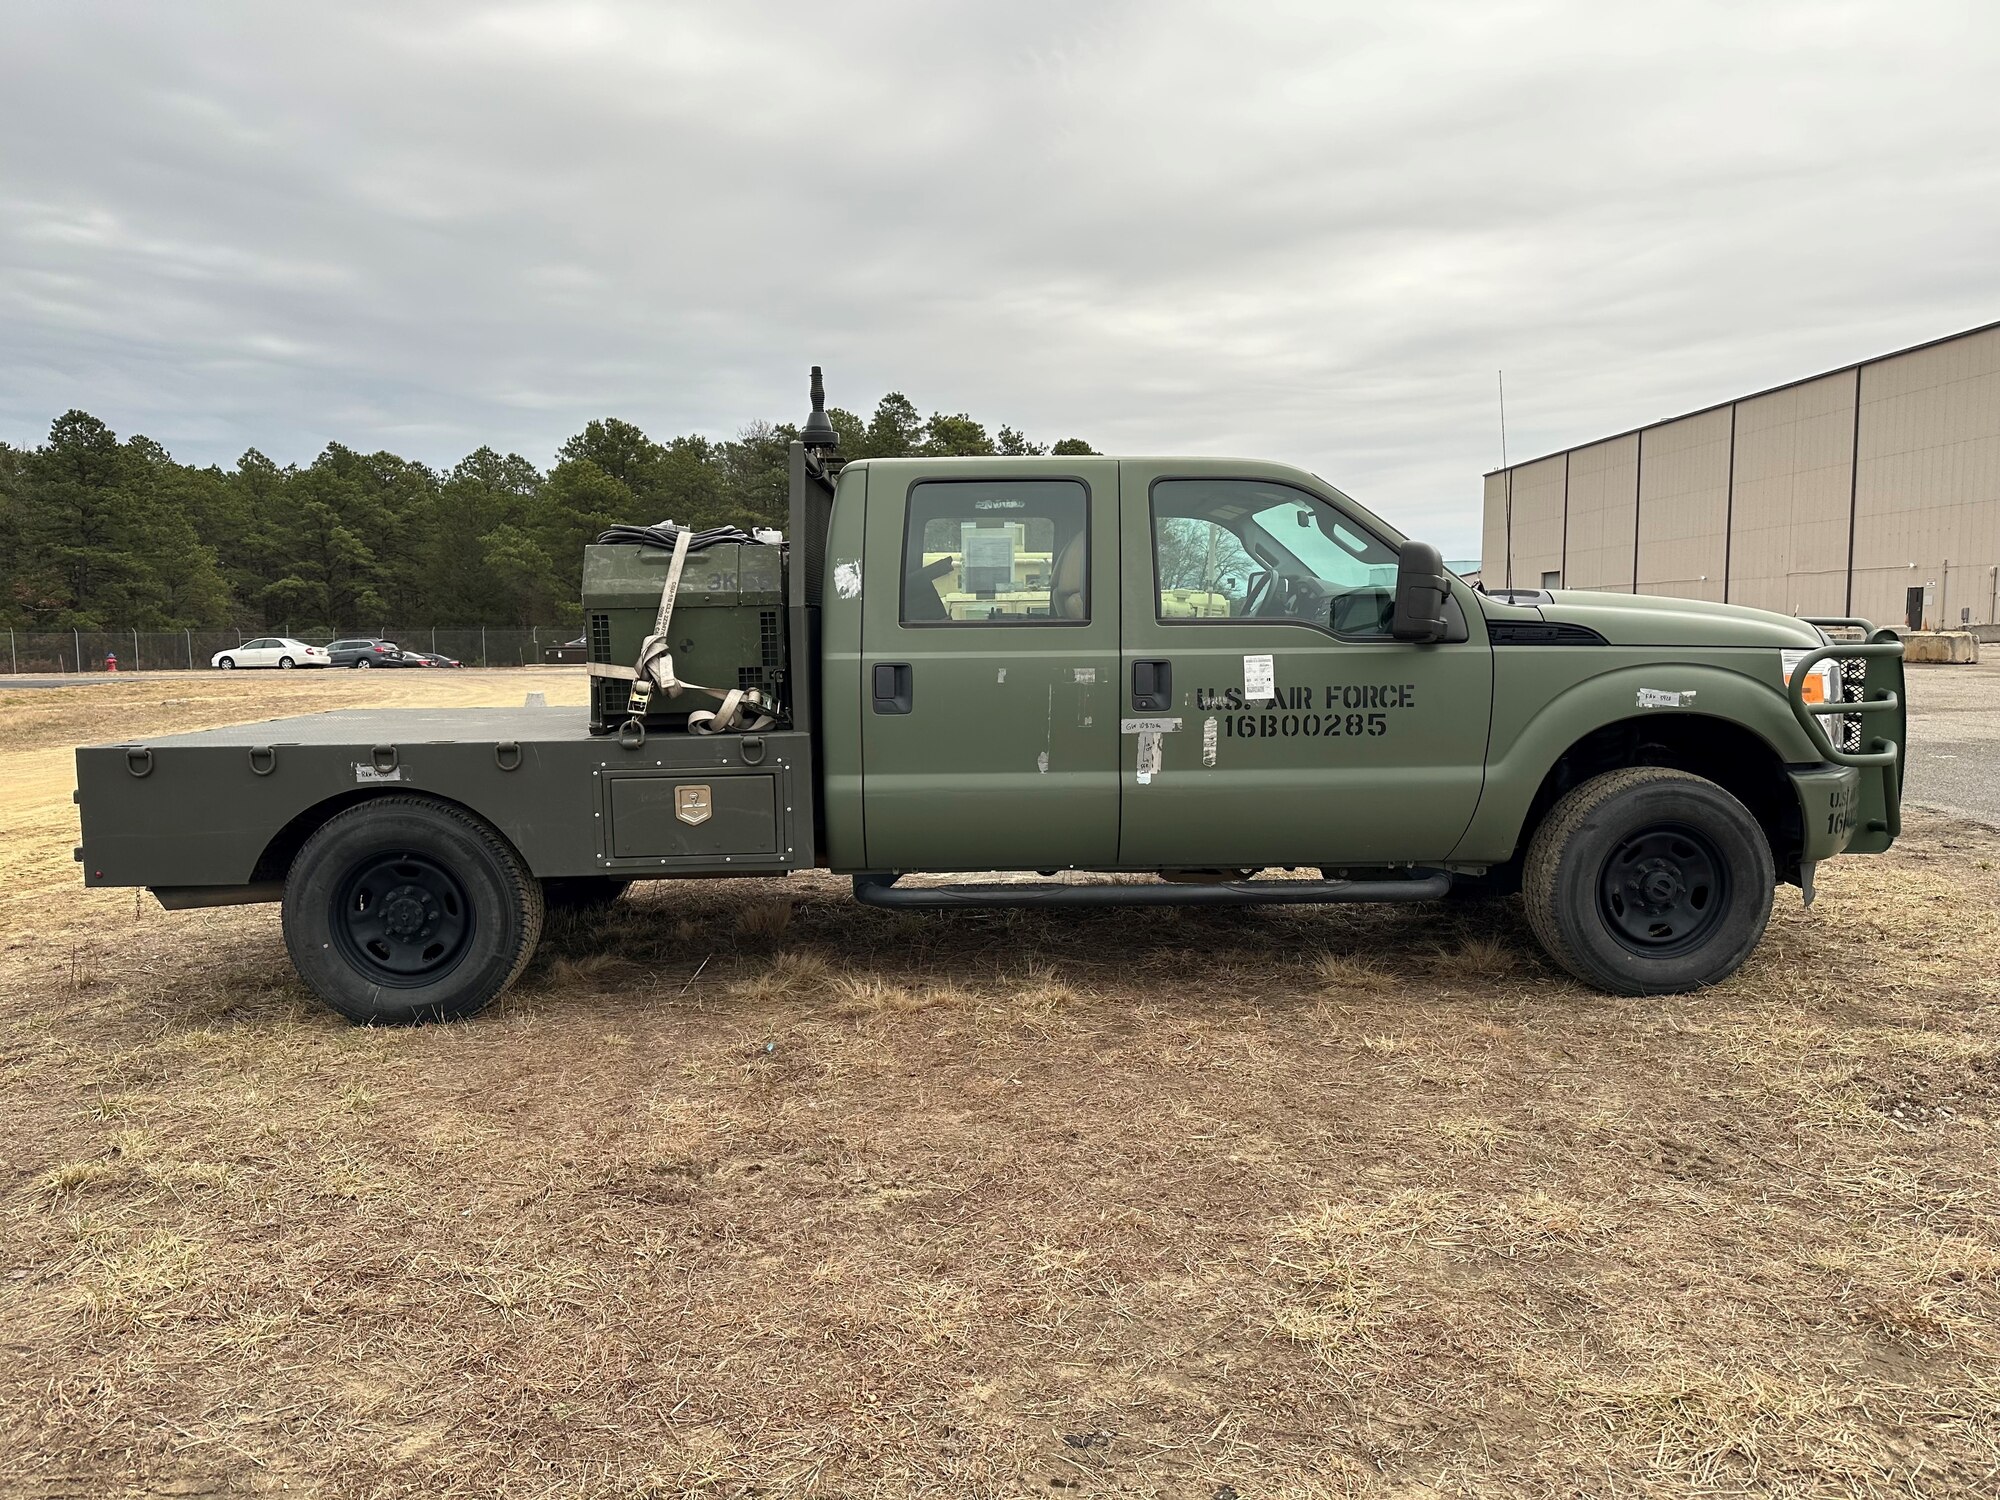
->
(105, 652, 118, 673)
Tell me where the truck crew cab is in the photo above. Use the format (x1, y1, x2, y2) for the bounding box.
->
(73, 372, 1906, 1023)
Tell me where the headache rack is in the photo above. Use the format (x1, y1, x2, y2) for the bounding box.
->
(1792, 617, 1905, 847)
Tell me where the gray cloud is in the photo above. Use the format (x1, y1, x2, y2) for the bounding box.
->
(3, 0, 1995, 554)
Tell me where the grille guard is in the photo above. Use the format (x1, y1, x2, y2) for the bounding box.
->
(1793, 617, 1905, 841)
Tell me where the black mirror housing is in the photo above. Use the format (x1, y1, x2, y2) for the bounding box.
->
(1391, 541, 1451, 643)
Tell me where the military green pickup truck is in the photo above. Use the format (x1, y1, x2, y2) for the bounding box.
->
(73, 372, 1905, 1023)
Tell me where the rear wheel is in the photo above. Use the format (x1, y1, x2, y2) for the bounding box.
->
(279, 656, 295, 670)
(283, 795, 544, 1023)
(354, 658, 372, 669)
(1522, 767, 1774, 995)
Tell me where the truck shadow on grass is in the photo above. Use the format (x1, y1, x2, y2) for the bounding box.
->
(518, 874, 1571, 1026)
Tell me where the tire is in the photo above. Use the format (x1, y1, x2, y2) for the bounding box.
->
(218, 657, 235, 670)
(279, 656, 295, 670)
(282, 795, 544, 1024)
(354, 658, 372, 669)
(542, 876, 632, 909)
(1522, 767, 1774, 996)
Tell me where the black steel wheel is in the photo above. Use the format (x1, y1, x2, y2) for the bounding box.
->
(1596, 822, 1728, 956)
(331, 851, 476, 985)
(284, 795, 543, 1023)
(1523, 767, 1774, 995)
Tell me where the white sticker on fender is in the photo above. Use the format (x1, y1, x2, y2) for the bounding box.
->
(1636, 688, 1697, 709)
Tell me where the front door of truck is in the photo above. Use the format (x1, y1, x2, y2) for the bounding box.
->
(860, 460, 1122, 871)
(1117, 465, 1492, 867)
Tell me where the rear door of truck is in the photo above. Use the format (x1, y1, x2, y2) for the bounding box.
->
(858, 458, 1122, 871)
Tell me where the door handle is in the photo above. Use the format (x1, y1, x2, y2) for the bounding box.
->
(873, 662, 913, 714)
(1131, 659, 1173, 712)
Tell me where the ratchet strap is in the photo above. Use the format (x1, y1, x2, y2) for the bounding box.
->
(584, 525, 778, 735)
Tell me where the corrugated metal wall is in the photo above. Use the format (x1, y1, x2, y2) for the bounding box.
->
(1482, 321, 2000, 625)
(1636, 407, 1731, 602)
(1727, 372, 1855, 617)
(1562, 435, 1639, 594)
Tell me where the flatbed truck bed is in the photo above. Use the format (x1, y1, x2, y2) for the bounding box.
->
(76, 707, 818, 907)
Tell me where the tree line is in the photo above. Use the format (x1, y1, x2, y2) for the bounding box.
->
(0, 395, 1096, 631)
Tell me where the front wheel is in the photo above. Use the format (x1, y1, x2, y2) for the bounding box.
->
(1522, 767, 1774, 995)
(282, 795, 544, 1023)
(217, 657, 235, 670)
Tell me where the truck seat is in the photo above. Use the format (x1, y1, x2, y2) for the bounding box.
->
(1051, 532, 1087, 620)
(905, 556, 953, 621)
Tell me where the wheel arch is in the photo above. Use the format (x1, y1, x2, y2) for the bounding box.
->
(1453, 660, 1822, 880)
(249, 787, 528, 885)
(1507, 713, 1805, 884)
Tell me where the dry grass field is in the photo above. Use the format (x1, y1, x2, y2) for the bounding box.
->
(3, 670, 1998, 1498)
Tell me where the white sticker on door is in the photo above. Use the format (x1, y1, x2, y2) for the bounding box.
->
(1135, 729, 1164, 784)
(1244, 653, 1275, 701)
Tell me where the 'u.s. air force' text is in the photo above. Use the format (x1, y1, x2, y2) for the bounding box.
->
(1194, 683, 1417, 738)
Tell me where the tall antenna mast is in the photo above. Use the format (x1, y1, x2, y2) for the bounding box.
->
(1498, 370, 1512, 590)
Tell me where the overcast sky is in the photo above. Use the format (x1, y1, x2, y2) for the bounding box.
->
(3, 1, 1995, 556)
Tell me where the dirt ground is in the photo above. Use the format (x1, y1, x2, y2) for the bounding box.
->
(2, 669, 1998, 1499)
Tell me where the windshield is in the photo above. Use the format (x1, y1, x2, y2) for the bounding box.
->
(1248, 501, 1397, 588)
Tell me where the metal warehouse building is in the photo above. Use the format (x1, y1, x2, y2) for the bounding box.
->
(1482, 319, 2000, 630)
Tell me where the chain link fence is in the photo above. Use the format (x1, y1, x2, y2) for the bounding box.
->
(2, 627, 583, 674)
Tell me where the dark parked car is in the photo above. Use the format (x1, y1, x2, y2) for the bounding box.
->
(325, 638, 425, 669)
(409, 651, 462, 668)
(542, 636, 589, 664)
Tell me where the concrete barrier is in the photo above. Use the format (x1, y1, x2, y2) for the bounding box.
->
(1903, 631, 1980, 664)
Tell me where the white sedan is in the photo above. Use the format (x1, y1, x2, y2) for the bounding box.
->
(211, 637, 330, 670)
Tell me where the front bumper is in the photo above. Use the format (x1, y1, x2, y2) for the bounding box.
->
(1790, 762, 1867, 866)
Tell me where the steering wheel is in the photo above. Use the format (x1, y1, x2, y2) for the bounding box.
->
(1277, 576, 1331, 620)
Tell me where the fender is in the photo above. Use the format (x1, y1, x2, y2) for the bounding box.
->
(1451, 655, 1822, 864)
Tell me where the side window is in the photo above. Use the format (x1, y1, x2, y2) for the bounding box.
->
(901, 479, 1089, 625)
(1151, 479, 1401, 637)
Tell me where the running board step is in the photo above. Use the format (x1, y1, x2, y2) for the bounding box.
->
(852, 872, 1452, 909)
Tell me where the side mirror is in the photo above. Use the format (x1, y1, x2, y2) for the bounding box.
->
(1391, 541, 1451, 643)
